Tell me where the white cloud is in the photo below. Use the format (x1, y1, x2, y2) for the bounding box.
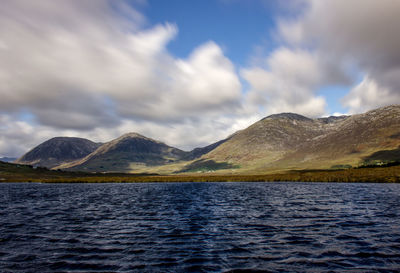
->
(278, 0, 400, 112)
(241, 48, 344, 117)
(0, 0, 242, 124)
(342, 77, 400, 114)
(0, 114, 82, 157)
(0, 0, 248, 156)
(116, 41, 242, 121)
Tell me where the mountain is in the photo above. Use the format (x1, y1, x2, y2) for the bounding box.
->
(16, 137, 101, 169)
(62, 133, 187, 172)
(0, 157, 17, 163)
(201, 105, 400, 173)
(14, 105, 400, 174)
(183, 138, 229, 160)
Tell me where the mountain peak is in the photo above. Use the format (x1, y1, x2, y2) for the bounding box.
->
(119, 132, 147, 139)
(115, 132, 164, 144)
(263, 112, 312, 122)
(317, 115, 349, 124)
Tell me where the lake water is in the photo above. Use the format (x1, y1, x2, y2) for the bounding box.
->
(0, 182, 400, 272)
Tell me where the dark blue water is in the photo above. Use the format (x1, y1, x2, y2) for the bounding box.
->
(1, 182, 400, 272)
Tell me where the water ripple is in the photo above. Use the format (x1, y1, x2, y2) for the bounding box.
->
(1, 182, 400, 272)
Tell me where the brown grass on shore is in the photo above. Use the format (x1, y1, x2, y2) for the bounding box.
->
(1, 161, 399, 183)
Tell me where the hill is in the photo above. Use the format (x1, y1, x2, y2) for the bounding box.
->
(16, 137, 101, 169)
(62, 133, 187, 172)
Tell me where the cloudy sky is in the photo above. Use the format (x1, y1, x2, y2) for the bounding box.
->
(1, 0, 400, 157)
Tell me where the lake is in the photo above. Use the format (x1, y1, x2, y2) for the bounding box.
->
(1, 182, 400, 272)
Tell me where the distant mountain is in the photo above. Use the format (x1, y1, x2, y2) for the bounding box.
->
(183, 138, 229, 161)
(202, 105, 400, 172)
(62, 133, 187, 172)
(0, 157, 17, 163)
(16, 137, 101, 169)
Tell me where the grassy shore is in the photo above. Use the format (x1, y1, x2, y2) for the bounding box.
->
(1, 161, 399, 183)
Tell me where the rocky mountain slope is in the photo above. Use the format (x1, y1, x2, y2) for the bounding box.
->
(203, 105, 400, 172)
(16, 137, 101, 169)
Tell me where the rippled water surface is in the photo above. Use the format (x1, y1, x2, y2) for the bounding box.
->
(1, 182, 400, 272)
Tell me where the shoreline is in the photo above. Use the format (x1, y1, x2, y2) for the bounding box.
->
(2, 180, 399, 184)
(2, 161, 399, 183)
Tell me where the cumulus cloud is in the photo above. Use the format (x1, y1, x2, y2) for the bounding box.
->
(116, 41, 242, 121)
(0, 0, 246, 156)
(0, 0, 242, 124)
(278, 0, 400, 113)
(241, 47, 349, 117)
(342, 77, 400, 114)
(0, 114, 82, 157)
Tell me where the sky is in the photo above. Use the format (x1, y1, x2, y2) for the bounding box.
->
(1, 0, 400, 157)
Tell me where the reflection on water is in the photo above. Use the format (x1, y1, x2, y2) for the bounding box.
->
(1, 182, 400, 272)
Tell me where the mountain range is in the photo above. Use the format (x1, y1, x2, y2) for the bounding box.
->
(14, 105, 400, 174)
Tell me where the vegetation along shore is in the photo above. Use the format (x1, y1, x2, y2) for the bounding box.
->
(1, 161, 399, 183)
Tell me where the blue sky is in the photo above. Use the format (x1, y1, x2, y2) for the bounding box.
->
(142, 0, 350, 114)
(144, 0, 279, 64)
(1, 0, 400, 156)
